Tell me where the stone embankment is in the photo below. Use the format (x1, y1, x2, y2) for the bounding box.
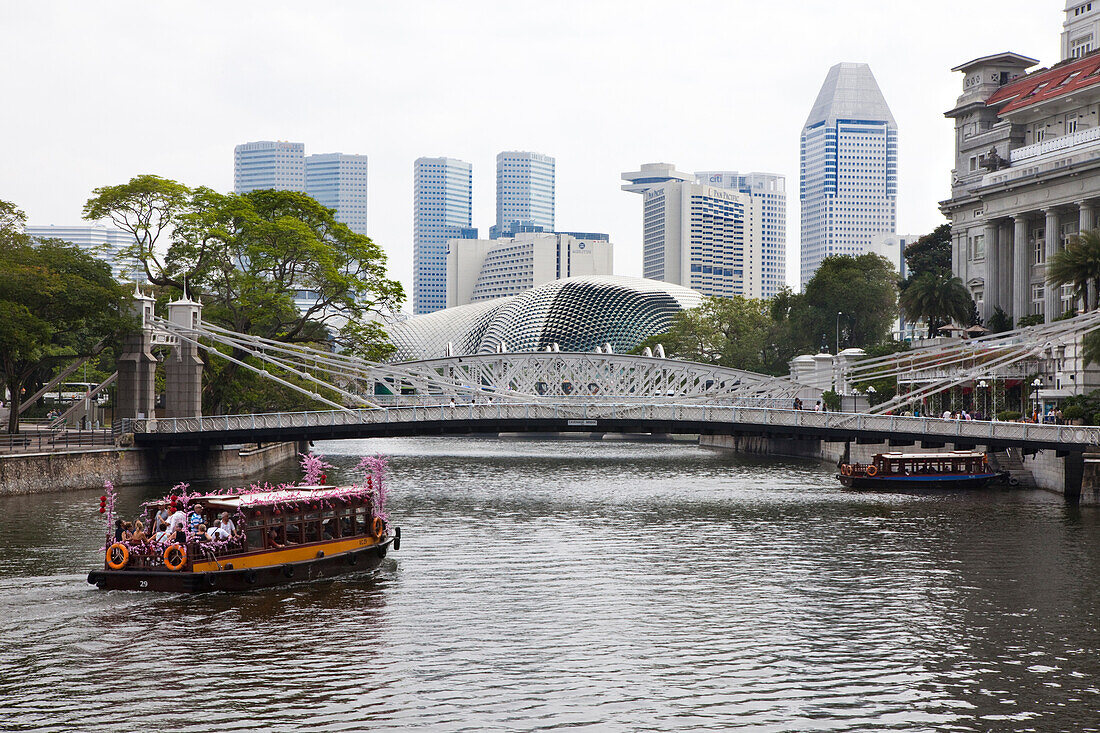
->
(700, 434, 1100, 506)
(0, 441, 306, 496)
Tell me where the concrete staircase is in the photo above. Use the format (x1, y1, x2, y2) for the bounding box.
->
(991, 448, 1034, 487)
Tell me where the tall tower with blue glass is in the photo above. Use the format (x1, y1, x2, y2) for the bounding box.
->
(800, 62, 897, 289)
(413, 157, 474, 314)
(491, 151, 555, 239)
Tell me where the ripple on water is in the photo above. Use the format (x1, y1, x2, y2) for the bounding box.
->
(1, 437, 1099, 732)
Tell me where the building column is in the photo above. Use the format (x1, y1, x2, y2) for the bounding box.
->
(1045, 209, 1061, 321)
(1080, 201, 1097, 310)
(984, 223, 1000, 322)
(1013, 215, 1030, 324)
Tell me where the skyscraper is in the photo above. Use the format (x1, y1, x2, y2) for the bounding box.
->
(800, 62, 897, 288)
(413, 157, 474, 314)
(305, 153, 369, 236)
(492, 151, 555, 238)
(694, 171, 787, 298)
(233, 141, 306, 193)
(622, 163, 750, 298)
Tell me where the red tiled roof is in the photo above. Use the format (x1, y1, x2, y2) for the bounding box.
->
(988, 52, 1100, 114)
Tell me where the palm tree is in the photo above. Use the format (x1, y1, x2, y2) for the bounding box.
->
(899, 271, 973, 338)
(1047, 229, 1100, 310)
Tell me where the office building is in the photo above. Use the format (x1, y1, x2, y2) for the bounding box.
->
(413, 156, 474, 314)
(800, 62, 898, 288)
(305, 153, 369, 236)
(869, 232, 921, 339)
(622, 164, 750, 298)
(25, 224, 145, 283)
(491, 151, 555, 238)
(695, 171, 787, 298)
(447, 230, 612, 307)
(233, 141, 306, 193)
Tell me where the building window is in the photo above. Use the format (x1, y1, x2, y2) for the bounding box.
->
(1031, 227, 1046, 264)
(969, 156, 978, 171)
(1032, 284, 1045, 316)
(968, 233, 986, 261)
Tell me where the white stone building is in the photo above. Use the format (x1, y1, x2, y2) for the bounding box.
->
(621, 164, 752, 299)
(941, 2, 1100, 399)
(447, 231, 612, 307)
(800, 63, 898, 288)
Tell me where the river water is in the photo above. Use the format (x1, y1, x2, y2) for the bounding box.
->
(1, 437, 1099, 732)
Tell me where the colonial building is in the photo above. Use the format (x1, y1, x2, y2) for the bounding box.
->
(942, 4, 1100, 324)
(941, 2, 1100, 400)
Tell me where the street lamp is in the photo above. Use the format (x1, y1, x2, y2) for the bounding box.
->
(977, 379, 988, 419)
(836, 311, 843, 354)
(866, 384, 876, 407)
(1031, 377, 1043, 421)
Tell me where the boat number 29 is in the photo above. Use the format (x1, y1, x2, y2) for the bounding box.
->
(138, 580, 148, 588)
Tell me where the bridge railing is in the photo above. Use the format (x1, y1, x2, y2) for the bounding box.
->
(129, 404, 1100, 448)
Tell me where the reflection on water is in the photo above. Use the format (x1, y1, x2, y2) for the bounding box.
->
(1, 437, 1099, 731)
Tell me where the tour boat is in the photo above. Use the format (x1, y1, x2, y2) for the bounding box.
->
(87, 484, 399, 593)
(837, 451, 1005, 491)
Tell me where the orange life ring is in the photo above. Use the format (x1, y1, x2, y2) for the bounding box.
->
(866, 465, 879, 477)
(371, 516, 385, 539)
(163, 543, 187, 571)
(841, 464, 853, 476)
(106, 542, 129, 570)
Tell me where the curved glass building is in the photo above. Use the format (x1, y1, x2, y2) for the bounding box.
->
(388, 275, 702, 361)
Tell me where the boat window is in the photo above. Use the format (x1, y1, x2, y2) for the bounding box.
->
(245, 528, 263, 548)
(286, 520, 304, 544)
(304, 518, 320, 543)
(354, 507, 369, 535)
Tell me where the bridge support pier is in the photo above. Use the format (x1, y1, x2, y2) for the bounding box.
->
(117, 289, 157, 421)
(1064, 451, 1084, 505)
(165, 295, 204, 419)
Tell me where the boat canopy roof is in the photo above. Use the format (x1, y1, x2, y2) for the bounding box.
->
(876, 451, 985, 460)
(142, 485, 367, 510)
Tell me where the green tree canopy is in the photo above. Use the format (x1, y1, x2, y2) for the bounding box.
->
(0, 200, 131, 432)
(901, 223, 952, 282)
(899, 270, 973, 338)
(633, 296, 773, 372)
(803, 254, 899, 349)
(1047, 229, 1100, 307)
(86, 177, 405, 414)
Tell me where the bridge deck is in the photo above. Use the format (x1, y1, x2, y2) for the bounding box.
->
(130, 404, 1099, 453)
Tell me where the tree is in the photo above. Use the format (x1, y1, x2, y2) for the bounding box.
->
(1047, 229, 1100, 309)
(803, 254, 899, 348)
(899, 270, 973, 338)
(633, 296, 773, 372)
(987, 306, 1013, 333)
(901, 223, 952, 284)
(82, 175, 193, 288)
(0, 201, 131, 433)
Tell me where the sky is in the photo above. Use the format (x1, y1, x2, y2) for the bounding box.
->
(0, 1, 1064, 307)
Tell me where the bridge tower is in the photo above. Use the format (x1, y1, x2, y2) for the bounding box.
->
(116, 287, 158, 420)
(165, 294, 203, 418)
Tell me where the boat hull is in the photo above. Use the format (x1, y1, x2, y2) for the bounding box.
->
(87, 537, 394, 593)
(836, 473, 1001, 491)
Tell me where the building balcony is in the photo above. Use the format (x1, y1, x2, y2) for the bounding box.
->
(982, 128, 1100, 188)
(1010, 125, 1100, 162)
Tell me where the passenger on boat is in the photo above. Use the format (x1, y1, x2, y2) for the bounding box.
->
(152, 502, 169, 535)
(120, 522, 134, 542)
(187, 504, 204, 533)
(156, 507, 186, 542)
(170, 522, 187, 546)
(131, 520, 147, 543)
(267, 527, 286, 549)
(113, 519, 124, 542)
(218, 511, 236, 536)
(322, 519, 336, 540)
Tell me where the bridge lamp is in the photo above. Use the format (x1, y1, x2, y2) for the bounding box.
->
(1031, 377, 1043, 418)
(977, 379, 988, 418)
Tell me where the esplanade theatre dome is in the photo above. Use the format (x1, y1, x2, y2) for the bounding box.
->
(387, 276, 702, 361)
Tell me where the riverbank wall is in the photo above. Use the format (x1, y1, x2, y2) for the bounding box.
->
(0, 441, 306, 496)
(699, 434, 1100, 506)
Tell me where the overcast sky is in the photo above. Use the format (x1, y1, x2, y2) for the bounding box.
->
(1, 1, 1063, 304)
